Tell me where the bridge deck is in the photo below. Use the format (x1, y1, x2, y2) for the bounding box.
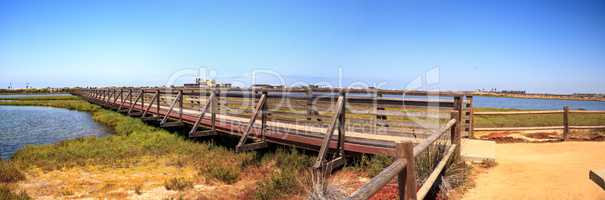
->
(86, 96, 426, 155)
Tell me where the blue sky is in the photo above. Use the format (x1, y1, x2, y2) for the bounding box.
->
(1, 0, 604, 93)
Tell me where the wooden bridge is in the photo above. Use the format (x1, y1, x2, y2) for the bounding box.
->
(75, 87, 469, 199)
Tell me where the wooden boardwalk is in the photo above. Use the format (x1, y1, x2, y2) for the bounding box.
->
(77, 87, 467, 199)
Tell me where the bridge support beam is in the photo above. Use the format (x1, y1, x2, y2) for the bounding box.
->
(127, 90, 144, 116)
(117, 89, 132, 112)
(313, 91, 346, 174)
(235, 91, 268, 153)
(160, 90, 185, 128)
(141, 90, 162, 122)
(189, 90, 218, 137)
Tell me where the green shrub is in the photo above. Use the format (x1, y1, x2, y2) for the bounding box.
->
(0, 184, 31, 200)
(0, 161, 25, 183)
(164, 177, 193, 191)
(254, 148, 313, 200)
(255, 168, 299, 200)
(206, 165, 240, 184)
(196, 151, 255, 184)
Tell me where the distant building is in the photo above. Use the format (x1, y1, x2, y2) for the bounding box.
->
(573, 93, 605, 98)
(251, 84, 274, 89)
(500, 90, 526, 94)
(184, 79, 231, 88)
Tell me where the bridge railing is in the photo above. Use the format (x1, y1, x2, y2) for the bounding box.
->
(77, 87, 463, 138)
(346, 96, 462, 200)
(472, 107, 605, 140)
(76, 87, 465, 199)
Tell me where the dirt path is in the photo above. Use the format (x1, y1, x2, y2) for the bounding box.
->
(462, 142, 605, 200)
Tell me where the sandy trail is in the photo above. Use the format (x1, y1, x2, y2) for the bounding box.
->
(462, 142, 605, 200)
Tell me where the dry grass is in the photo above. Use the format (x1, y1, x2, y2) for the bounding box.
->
(473, 107, 605, 128)
(0, 184, 31, 200)
(0, 161, 25, 183)
(164, 177, 194, 191)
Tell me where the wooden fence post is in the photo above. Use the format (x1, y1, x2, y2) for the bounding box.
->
(396, 142, 417, 200)
(465, 96, 474, 138)
(452, 96, 463, 156)
(563, 106, 569, 141)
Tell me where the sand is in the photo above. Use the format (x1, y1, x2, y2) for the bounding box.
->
(462, 141, 605, 200)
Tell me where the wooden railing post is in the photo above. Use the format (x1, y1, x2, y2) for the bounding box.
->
(339, 91, 346, 157)
(179, 89, 184, 121)
(211, 89, 217, 132)
(261, 90, 268, 141)
(452, 96, 463, 156)
(156, 89, 160, 114)
(563, 106, 569, 141)
(103, 89, 107, 102)
(375, 90, 387, 133)
(465, 95, 474, 138)
(306, 87, 313, 121)
(129, 89, 133, 105)
(396, 142, 417, 200)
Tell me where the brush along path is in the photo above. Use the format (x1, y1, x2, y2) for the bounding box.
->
(473, 107, 605, 128)
(461, 142, 605, 200)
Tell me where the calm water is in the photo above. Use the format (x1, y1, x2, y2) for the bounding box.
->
(0, 93, 72, 98)
(0, 105, 109, 159)
(387, 94, 605, 110)
(472, 96, 605, 110)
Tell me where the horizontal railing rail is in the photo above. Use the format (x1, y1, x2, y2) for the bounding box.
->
(75, 88, 466, 200)
(346, 97, 464, 200)
(472, 106, 605, 140)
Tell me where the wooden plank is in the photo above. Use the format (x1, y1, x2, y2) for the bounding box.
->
(160, 121, 184, 128)
(128, 111, 143, 117)
(190, 130, 217, 137)
(416, 144, 456, 200)
(589, 169, 605, 190)
(346, 160, 408, 200)
(237, 141, 269, 152)
(413, 119, 456, 157)
(325, 156, 345, 172)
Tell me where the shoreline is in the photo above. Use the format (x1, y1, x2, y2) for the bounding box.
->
(474, 93, 605, 102)
(0, 96, 355, 199)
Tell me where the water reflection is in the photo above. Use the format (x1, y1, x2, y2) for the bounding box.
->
(0, 105, 109, 159)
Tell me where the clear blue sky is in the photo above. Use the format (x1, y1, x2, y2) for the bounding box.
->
(1, 0, 604, 93)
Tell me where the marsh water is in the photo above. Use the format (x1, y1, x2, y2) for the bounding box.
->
(0, 105, 109, 159)
(472, 96, 605, 110)
(0, 93, 71, 98)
